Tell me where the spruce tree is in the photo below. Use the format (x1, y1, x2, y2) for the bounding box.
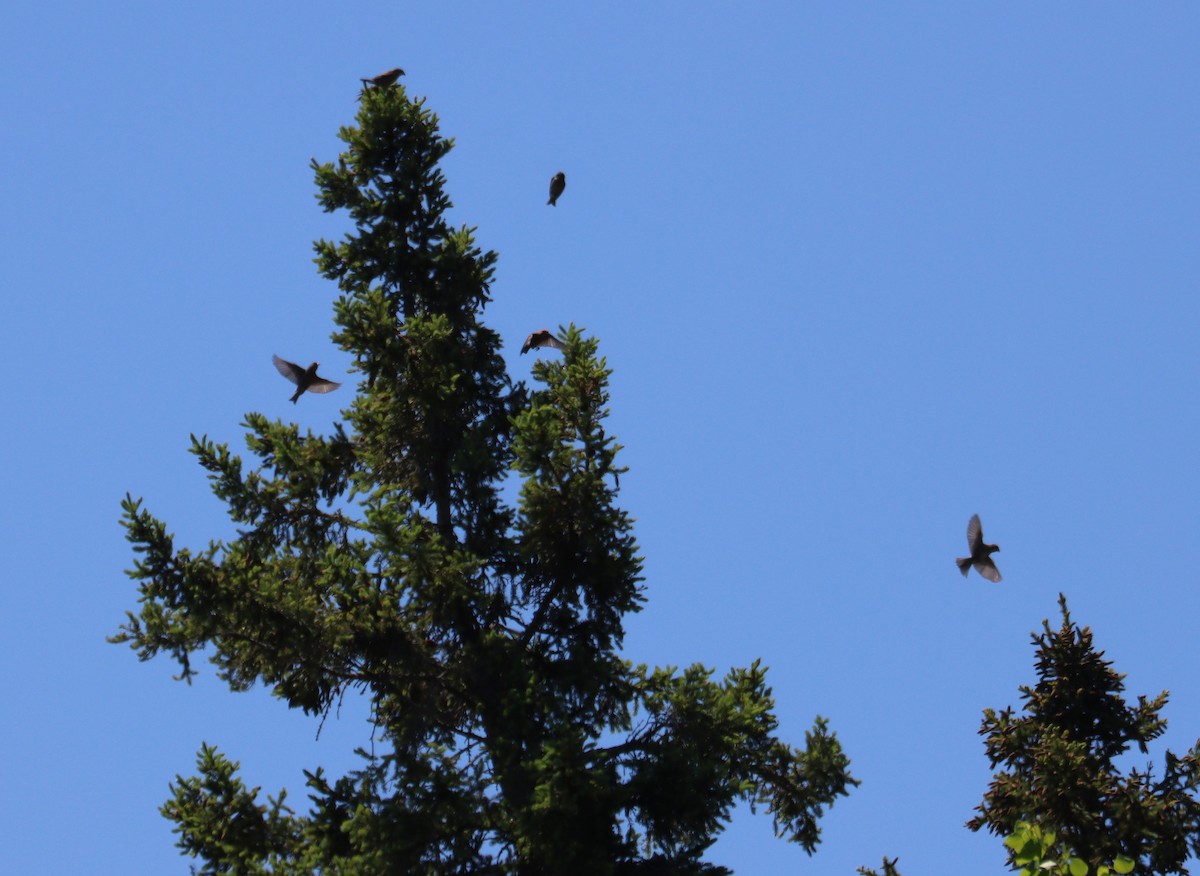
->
(115, 81, 855, 874)
(970, 594, 1200, 874)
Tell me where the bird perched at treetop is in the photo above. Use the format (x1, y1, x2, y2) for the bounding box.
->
(547, 172, 566, 206)
(957, 514, 1001, 582)
(272, 355, 341, 403)
(521, 329, 566, 355)
(360, 68, 405, 88)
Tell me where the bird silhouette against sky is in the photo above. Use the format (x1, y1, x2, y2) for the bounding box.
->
(547, 172, 566, 206)
(520, 329, 566, 355)
(360, 68, 404, 88)
(957, 514, 1001, 582)
(272, 355, 341, 403)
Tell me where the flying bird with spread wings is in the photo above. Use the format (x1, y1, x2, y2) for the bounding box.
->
(547, 172, 566, 206)
(956, 514, 1002, 582)
(360, 68, 405, 88)
(520, 329, 566, 355)
(272, 355, 341, 403)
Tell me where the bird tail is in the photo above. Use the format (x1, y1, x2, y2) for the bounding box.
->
(956, 556, 971, 577)
(547, 197, 556, 206)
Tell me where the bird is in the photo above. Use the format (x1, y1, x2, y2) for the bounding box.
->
(547, 172, 566, 206)
(521, 329, 566, 355)
(360, 68, 405, 88)
(957, 514, 1002, 582)
(272, 355, 341, 403)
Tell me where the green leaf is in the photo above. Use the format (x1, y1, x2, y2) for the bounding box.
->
(1113, 856, 1135, 874)
(1068, 857, 1088, 876)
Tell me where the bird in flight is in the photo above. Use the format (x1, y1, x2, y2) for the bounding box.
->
(547, 172, 566, 206)
(521, 329, 566, 355)
(361, 68, 405, 88)
(272, 355, 341, 403)
(956, 514, 1001, 582)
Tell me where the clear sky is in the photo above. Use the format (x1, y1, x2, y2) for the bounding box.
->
(3, 3, 1197, 873)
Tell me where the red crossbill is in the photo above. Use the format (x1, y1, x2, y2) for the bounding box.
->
(957, 514, 1001, 582)
(520, 329, 566, 355)
(360, 68, 405, 88)
(547, 172, 566, 206)
(273, 355, 341, 403)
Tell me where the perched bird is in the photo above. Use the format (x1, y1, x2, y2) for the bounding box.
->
(272, 355, 341, 403)
(521, 329, 566, 355)
(360, 68, 405, 88)
(957, 514, 1002, 582)
(547, 171, 566, 206)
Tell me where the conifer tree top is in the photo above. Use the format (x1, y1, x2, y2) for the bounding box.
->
(115, 78, 856, 874)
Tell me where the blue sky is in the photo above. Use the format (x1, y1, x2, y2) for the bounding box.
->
(3, 3, 1198, 873)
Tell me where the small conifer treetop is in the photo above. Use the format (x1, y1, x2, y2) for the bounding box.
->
(971, 594, 1200, 875)
(115, 83, 855, 873)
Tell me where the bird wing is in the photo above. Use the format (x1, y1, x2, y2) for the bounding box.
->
(975, 557, 1002, 583)
(523, 331, 566, 353)
(273, 355, 304, 385)
(966, 514, 983, 551)
(306, 378, 341, 394)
